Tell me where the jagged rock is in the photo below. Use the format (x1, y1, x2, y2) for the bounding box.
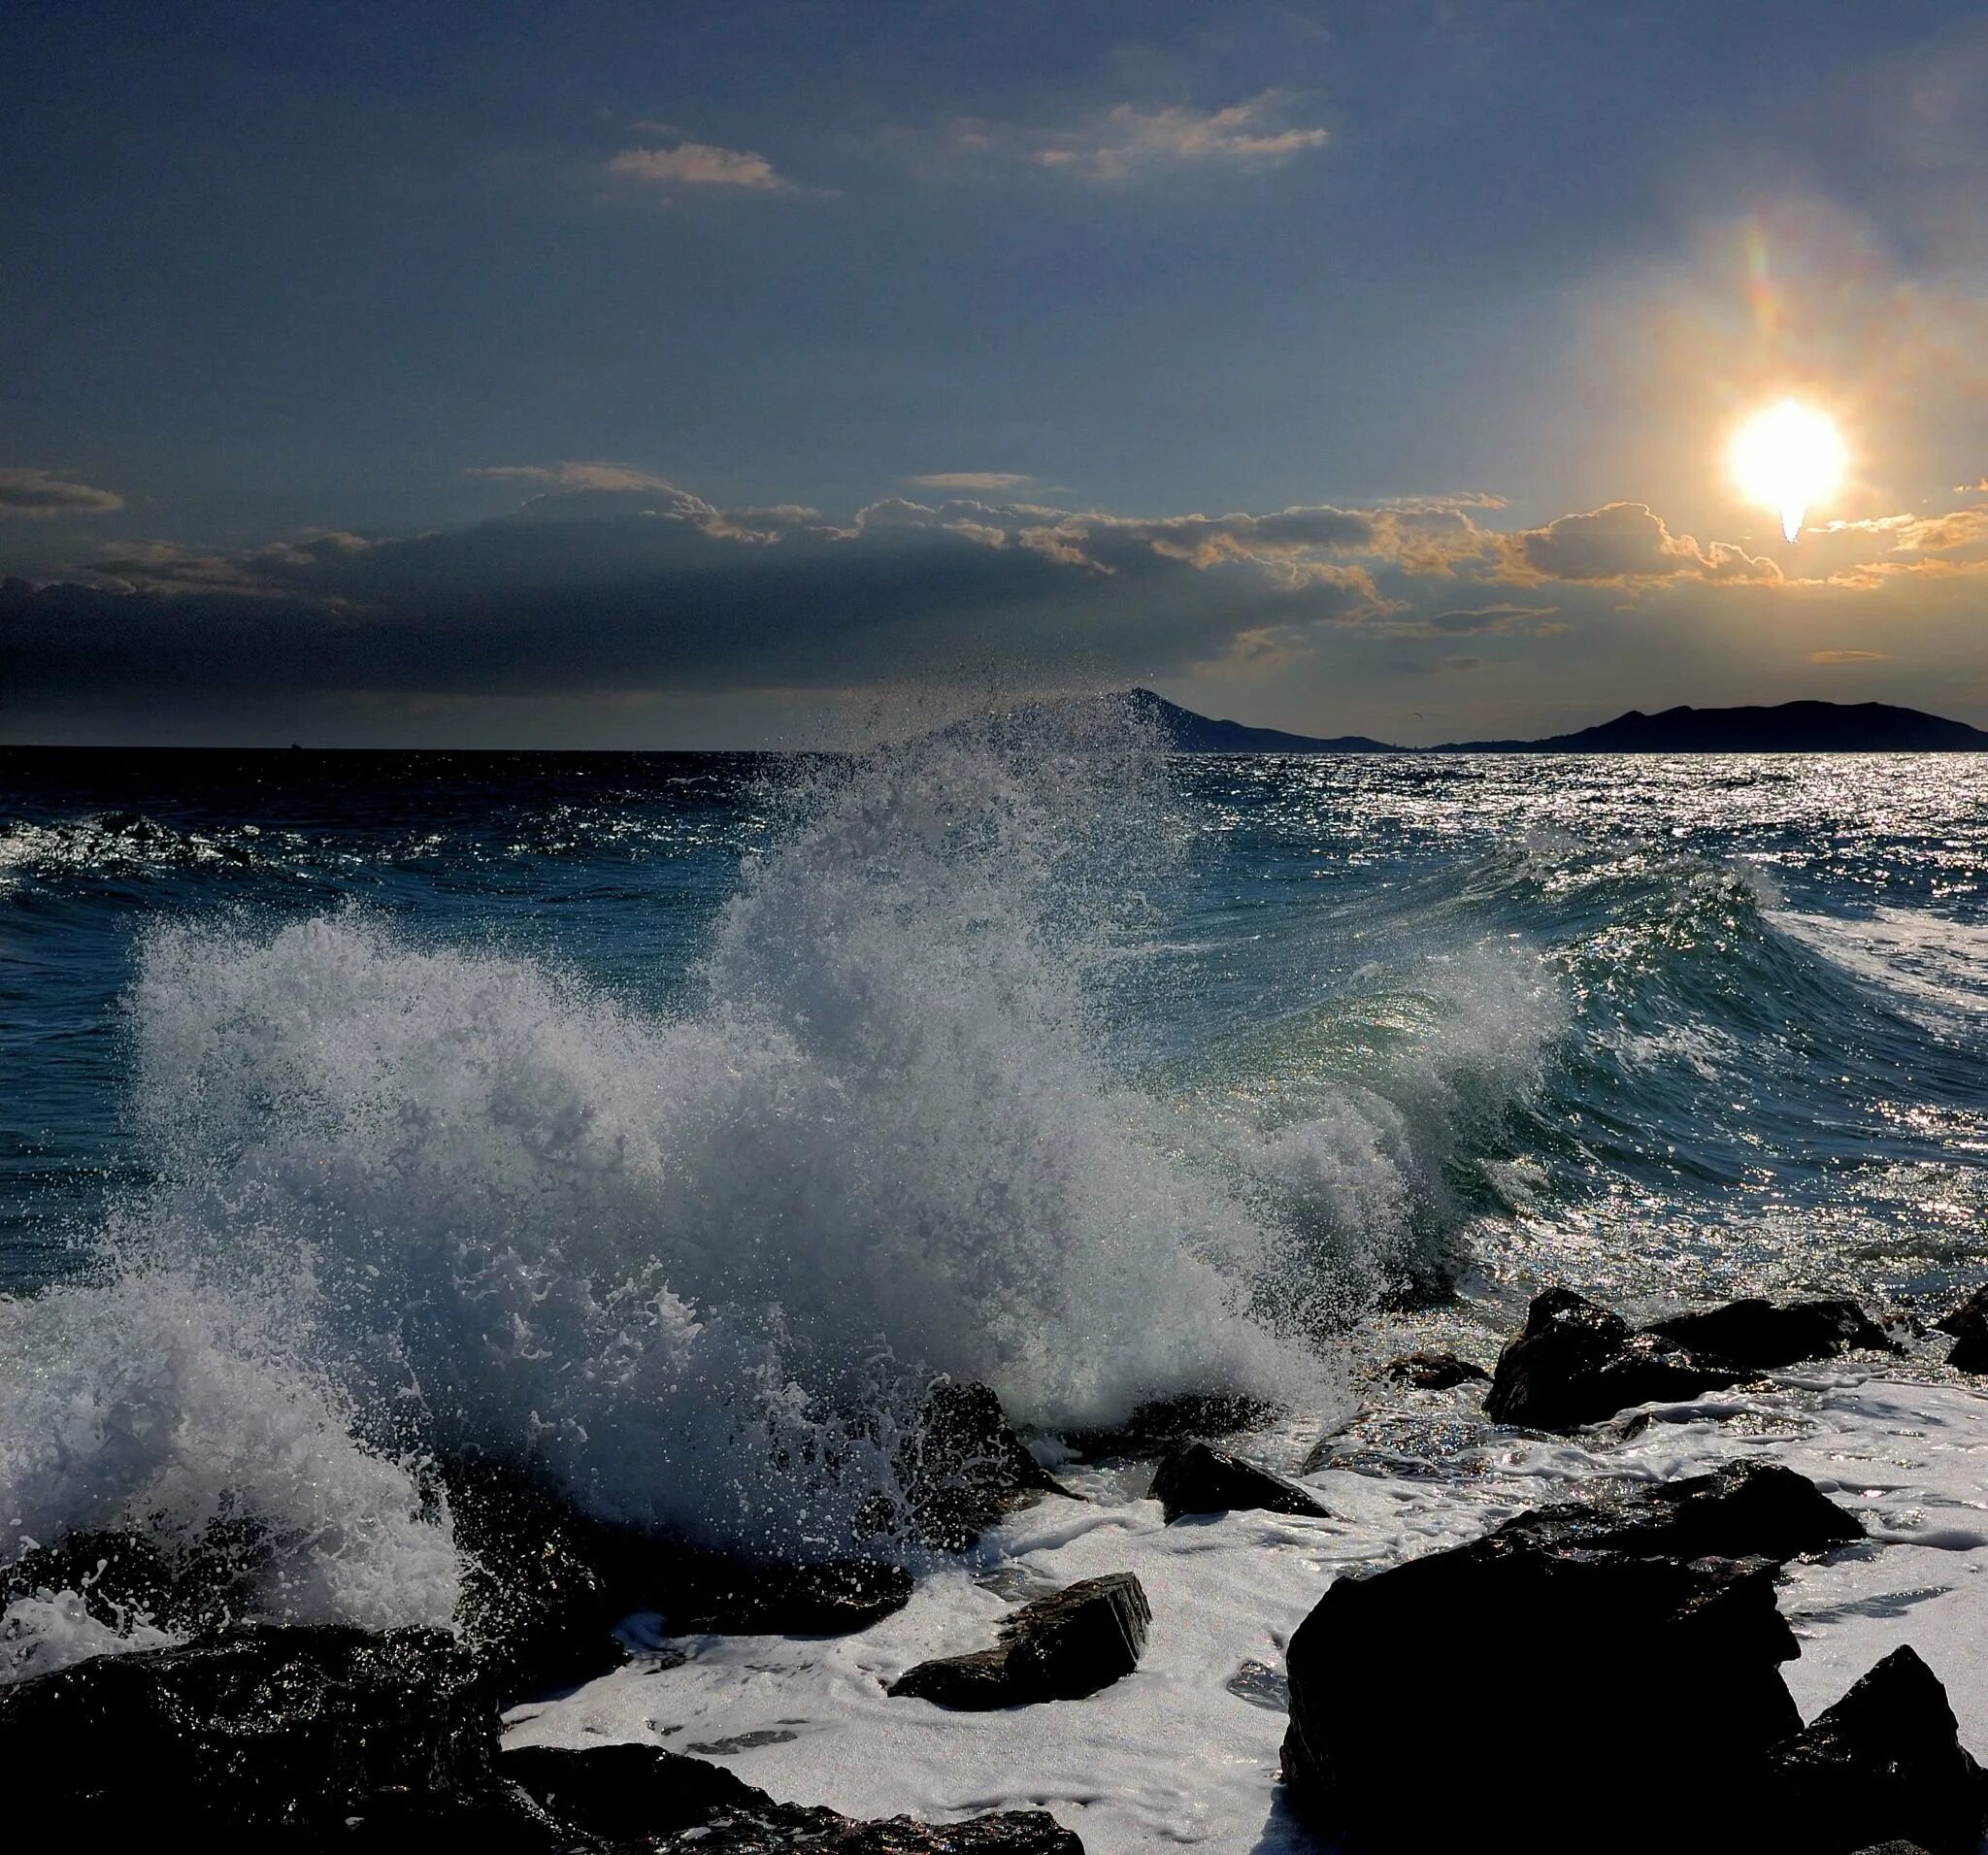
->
(1064, 1391, 1282, 1459)
(1483, 1287, 1746, 1430)
(888, 1573, 1149, 1709)
(0, 1521, 270, 1656)
(1382, 1350, 1490, 1390)
(1644, 1297, 1898, 1370)
(0, 1624, 499, 1837)
(1492, 1460, 1864, 1563)
(1147, 1441, 1329, 1525)
(505, 1743, 1084, 1850)
(447, 1458, 632, 1701)
(1757, 1647, 1985, 1855)
(644, 1551, 913, 1638)
(1934, 1285, 1988, 1374)
(1280, 1464, 1863, 1853)
(893, 1378, 1074, 1551)
(1847, 1845, 1934, 1855)
(449, 1457, 910, 1694)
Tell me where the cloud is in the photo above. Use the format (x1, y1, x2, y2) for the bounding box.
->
(1499, 502, 1780, 585)
(1, 480, 1413, 718)
(606, 140, 802, 195)
(1419, 603, 1557, 634)
(1808, 649, 1889, 663)
(0, 468, 123, 519)
(905, 472, 1035, 492)
(468, 462, 681, 493)
(940, 92, 1329, 182)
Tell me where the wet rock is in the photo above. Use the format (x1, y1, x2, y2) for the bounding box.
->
(1147, 1441, 1329, 1525)
(1934, 1285, 1988, 1374)
(1758, 1646, 1986, 1855)
(888, 1573, 1149, 1709)
(1483, 1287, 1746, 1430)
(0, 1624, 500, 1837)
(1492, 1460, 1864, 1564)
(1064, 1391, 1282, 1459)
(505, 1743, 1084, 1850)
(0, 1522, 269, 1655)
(893, 1378, 1074, 1552)
(1381, 1350, 1489, 1390)
(447, 1458, 631, 1701)
(1279, 1465, 1865, 1852)
(1644, 1297, 1898, 1370)
(449, 1458, 910, 1691)
(644, 1551, 913, 1638)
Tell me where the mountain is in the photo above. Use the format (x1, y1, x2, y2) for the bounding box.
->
(1124, 688, 1397, 753)
(1436, 701, 1988, 753)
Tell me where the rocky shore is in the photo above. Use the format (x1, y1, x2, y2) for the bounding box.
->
(6, 1290, 1987, 1851)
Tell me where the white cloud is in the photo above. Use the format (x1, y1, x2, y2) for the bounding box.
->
(0, 468, 123, 519)
(940, 92, 1330, 183)
(606, 141, 800, 195)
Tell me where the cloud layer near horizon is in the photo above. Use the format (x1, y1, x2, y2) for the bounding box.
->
(9, 463, 1971, 740)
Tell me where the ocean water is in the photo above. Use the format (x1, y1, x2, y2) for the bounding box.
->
(4, 719, 1987, 1765)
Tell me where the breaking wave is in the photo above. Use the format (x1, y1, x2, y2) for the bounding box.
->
(0, 709, 1560, 1674)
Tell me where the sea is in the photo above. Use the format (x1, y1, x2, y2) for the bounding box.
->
(4, 714, 1987, 1848)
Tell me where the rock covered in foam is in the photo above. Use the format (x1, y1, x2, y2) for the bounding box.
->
(1063, 1391, 1283, 1461)
(1280, 1463, 1865, 1852)
(1643, 1297, 1898, 1370)
(1757, 1646, 1986, 1855)
(1146, 1441, 1329, 1526)
(889, 1377, 1075, 1551)
(1934, 1285, 1988, 1374)
(1483, 1286, 1746, 1429)
(0, 1622, 1087, 1848)
(888, 1573, 1150, 1709)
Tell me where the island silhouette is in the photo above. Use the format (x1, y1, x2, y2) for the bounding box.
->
(1118, 690, 1988, 753)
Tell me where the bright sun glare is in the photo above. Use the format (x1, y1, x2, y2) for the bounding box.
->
(1730, 399, 1845, 543)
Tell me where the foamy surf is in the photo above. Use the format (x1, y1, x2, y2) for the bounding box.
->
(3, 708, 1559, 1678)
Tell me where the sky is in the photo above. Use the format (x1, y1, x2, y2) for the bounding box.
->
(4, 0, 1987, 747)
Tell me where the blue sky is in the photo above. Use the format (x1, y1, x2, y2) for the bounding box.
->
(5, 1, 1987, 745)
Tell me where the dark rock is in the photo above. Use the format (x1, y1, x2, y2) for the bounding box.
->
(1064, 1391, 1282, 1459)
(1147, 1441, 1329, 1526)
(1381, 1350, 1490, 1390)
(1492, 1460, 1864, 1564)
(1847, 1845, 1934, 1855)
(888, 1573, 1149, 1709)
(647, 1550, 914, 1638)
(447, 1458, 631, 1701)
(1279, 1465, 1866, 1852)
(1934, 1284, 1988, 1374)
(1757, 1647, 1985, 1855)
(892, 1378, 1074, 1552)
(505, 1740, 812, 1839)
(450, 1457, 913, 1693)
(1483, 1287, 1746, 1430)
(0, 1521, 270, 1658)
(1644, 1297, 1898, 1370)
(0, 1624, 501, 1838)
(504, 1742, 1084, 1851)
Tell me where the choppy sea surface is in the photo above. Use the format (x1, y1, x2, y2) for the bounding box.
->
(5, 725, 1988, 1846)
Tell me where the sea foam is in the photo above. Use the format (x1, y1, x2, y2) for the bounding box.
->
(0, 707, 1549, 1673)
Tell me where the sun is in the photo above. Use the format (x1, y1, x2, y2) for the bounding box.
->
(1730, 400, 1845, 543)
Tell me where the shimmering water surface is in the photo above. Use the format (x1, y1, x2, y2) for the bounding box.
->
(6, 744, 1982, 1310)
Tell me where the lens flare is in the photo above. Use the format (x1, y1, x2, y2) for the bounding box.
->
(1730, 400, 1845, 543)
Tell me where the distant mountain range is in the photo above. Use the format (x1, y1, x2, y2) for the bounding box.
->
(1126, 691, 1988, 754)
